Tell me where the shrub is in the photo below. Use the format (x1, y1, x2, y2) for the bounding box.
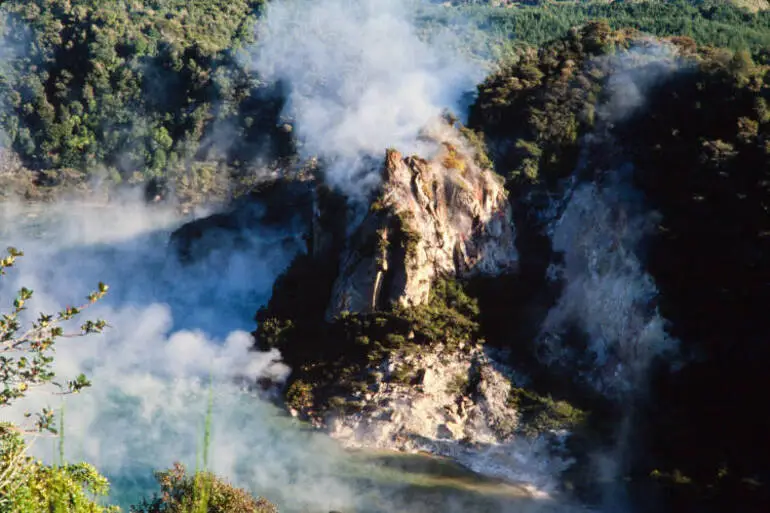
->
(446, 372, 469, 396)
(508, 387, 586, 437)
(390, 364, 414, 385)
(0, 425, 118, 513)
(130, 463, 277, 513)
(286, 380, 314, 411)
(1, 248, 108, 429)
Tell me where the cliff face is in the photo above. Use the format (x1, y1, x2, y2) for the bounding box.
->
(326, 132, 518, 320)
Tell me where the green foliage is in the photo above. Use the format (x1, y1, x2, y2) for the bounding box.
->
(285, 379, 314, 411)
(393, 211, 421, 262)
(0, 248, 116, 511)
(130, 463, 277, 513)
(255, 317, 295, 350)
(418, 1, 770, 57)
(446, 372, 469, 396)
(471, 19, 770, 197)
(1, 248, 108, 432)
(0, 425, 119, 513)
(131, 382, 277, 513)
(389, 363, 415, 385)
(508, 387, 587, 437)
(398, 277, 481, 348)
(0, 0, 289, 198)
(458, 125, 493, 170)
(470, 21, 635, 187)
(441, 142, 468, 173)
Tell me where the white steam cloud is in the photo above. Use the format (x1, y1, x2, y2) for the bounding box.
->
(247, 0, 483, 196)
(538, 42, 682, 396)
(0, 198, 367, 512)
(597, 40, 682, 124)
(541, 174, 675, 395)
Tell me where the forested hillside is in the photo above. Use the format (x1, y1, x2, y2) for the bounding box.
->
(0, 0, 291, 204)
(2, 1, 769, 513)
(1, 0, 770, 200)
(466, 20, 770, 510)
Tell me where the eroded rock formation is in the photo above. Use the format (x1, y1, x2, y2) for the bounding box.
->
(326, 131, 518, 320)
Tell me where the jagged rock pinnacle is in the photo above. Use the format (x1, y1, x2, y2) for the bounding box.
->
(326, 130, 518, 320)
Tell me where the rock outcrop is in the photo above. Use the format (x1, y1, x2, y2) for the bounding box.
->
(174, 122, 534, 482)
(326, 130, 518, 320)
(169, 177, 315, 262)
(323, 343, 571, 488)
(326, 343, 519, 451)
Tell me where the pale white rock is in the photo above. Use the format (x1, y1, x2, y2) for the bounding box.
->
(321, 343, 573, 488)
(325, 343, 520, 456)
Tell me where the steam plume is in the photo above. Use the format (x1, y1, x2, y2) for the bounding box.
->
(538, 42, 682, 396)
(0, 197, 365, 512)
(0, 196, 569, 512)
(247, 0, 483, 197)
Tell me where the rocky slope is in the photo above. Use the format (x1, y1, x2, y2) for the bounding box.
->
(169, 120, 584, 486)
(216, 121, 552, 477)
(327, 342, 517, 452)
(317, 325, 581, 488)
(326, 126, 518, 319)
(322, 341, 565, 487)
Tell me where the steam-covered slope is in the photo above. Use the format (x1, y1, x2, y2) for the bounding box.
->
(467, 21, 770, 512)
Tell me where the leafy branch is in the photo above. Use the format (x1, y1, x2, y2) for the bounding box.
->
(0, 247, 109, 433)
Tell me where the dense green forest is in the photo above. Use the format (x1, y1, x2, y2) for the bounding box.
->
(2, 1, 770, 512)
(465, 19, 770, 510)
(0, 0, 290, 204)
(1, 0, 770, 201)
(421, 0, 770, 53)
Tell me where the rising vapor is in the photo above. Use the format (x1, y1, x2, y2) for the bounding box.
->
(0, 194, 567, 513)
(538, 42, 682, 396)
(531, 42, 686, 513)
(0, 197, 364, 512)
(247, 0, 484, 197)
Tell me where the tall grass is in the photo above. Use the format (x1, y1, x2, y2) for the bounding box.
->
(189, 376, 215, 513)
(58, 401, 66, 467)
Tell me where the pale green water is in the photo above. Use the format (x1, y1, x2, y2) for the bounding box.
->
(338, 449, 567, 512)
